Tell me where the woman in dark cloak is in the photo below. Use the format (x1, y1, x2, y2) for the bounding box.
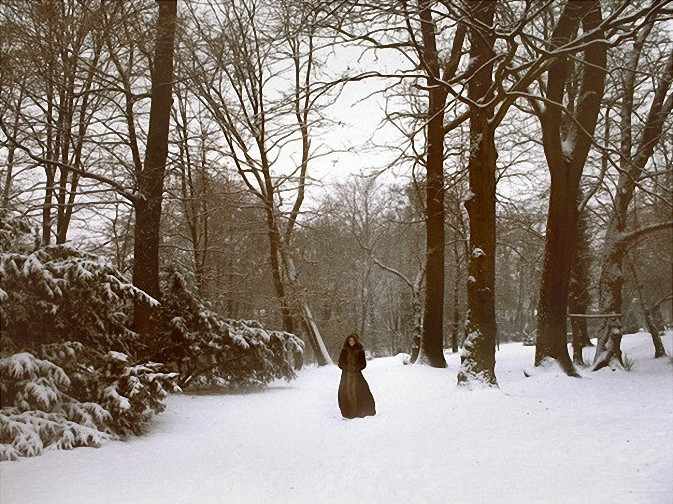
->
(337, 333, 376, 419)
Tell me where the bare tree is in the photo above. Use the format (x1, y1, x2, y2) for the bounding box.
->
(532, 0, 607, 376)
(457, 0, 498, 386)
(185, 0, 333, 364)
(593, 43, 672, 370)
(340, 175, 426, 358)
(128, 0, 178, 337)
(406, 0, 466, 367)
(0, 0, 110, 242)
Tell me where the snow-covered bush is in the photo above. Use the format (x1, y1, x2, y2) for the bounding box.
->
(157, 271, 304, 389)
(0, 212, 39, 253)
(96, 351, 178, 435)
(0, 345, 178, 460)
(0, 215, 301, 459)
(0, 352, 111, 460)
(0, 244, 153, 351)
(0, 215, 177, 460)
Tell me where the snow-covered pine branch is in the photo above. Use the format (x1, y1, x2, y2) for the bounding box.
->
(157, 270, 304, 390)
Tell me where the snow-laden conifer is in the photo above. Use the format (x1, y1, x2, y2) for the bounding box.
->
(157, 271, 304, 389)
(0, 215, 176, 460)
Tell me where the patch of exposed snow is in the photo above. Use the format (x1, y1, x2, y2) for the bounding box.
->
(1, 333, 672, 504)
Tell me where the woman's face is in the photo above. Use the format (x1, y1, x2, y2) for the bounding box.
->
(348, 337, 356, 347)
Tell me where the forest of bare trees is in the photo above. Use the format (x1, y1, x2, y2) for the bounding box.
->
(1, 0, 671, 386)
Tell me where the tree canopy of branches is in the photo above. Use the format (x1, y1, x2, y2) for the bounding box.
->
(1, 0, 671, 385)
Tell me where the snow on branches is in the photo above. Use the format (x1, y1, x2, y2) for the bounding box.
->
(0, 215, 302, 459)
(0, 352, 110, 460)
(157, 271, 304, 390)
(0, 215, 176, 460)
(0, 245, 155, 352)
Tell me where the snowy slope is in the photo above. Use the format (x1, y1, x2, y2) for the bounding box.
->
(1, 332, 672, 504)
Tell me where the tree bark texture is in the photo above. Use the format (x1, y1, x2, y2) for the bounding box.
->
(133, 0, 177, 339)
(417, 0, 448, 368)
(535, 0, 606, 376)
(457, 0, 498, 387)
(569, 199, 593, 366)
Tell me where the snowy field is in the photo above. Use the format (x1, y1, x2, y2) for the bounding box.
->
(2, 332, 672, 504)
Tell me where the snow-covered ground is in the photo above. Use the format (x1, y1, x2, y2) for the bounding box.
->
(2, 332, 672, 504)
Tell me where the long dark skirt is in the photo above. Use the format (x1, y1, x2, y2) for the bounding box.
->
(338, 370, 376, 419)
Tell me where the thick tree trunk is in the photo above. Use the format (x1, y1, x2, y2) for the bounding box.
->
(535, 0, 606, 376)
(416, 0, 448, 368)
(569, 199, 593, 366)
(459, 130, 498, 386)
(457, 1, 498, 387)
(535, 174, 580, 375)
(132, 0, 177, 339)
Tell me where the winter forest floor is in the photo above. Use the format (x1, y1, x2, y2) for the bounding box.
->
(1, 332, 672, 504)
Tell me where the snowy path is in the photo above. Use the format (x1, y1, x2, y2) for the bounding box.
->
(2, 333, 672, 504)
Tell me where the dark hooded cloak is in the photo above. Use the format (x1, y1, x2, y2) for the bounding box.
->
(337, 333, 376, 419)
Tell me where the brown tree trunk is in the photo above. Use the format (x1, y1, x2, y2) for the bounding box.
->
(458, 1, 498, 387)
(535, 172, 581, 374)
(132, 0, 177, 339)
(451, 238, 461, 354)
(535, 0, 606, 376)
(416, 0, 448, 368)
(569, 198, 593, 366)
(265, 207, 296, 334)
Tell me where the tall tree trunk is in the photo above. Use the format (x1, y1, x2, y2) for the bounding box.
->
(569, 197, 593, 366)
(264, 207, 296, 334)
(132, 0, 177, 339)
(451, 238, 461, 354)
(535, 172, 581, 374)
(417, 0, 448, 368)
(593, 49, 673, 370)
(458, 0, 498, 387)
(535, 0, 606, 376)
